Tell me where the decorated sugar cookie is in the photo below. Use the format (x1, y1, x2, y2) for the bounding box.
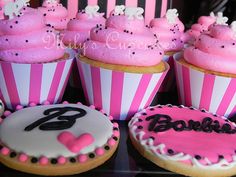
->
(129, 105, 236, 177)
(0, 102, 120, 176)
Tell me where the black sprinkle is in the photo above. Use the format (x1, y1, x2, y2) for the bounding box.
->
(113, 127, 119, 131)
(157, 105, 163, 108)
(138, 126, 143, 129)
(201, 109, 206, 113)
(25, 40, 28, 43)
(105, 27, 108, 29)
(167, 105, 173, 107)
(17, 15, 20, 17)
(150, 108, 155, 111)
(89, 153, 95, 158)
(142, 113, 147, 116)
(113, 136, 118, 141)
(218, 155, 224, 159)
(130, 32, 133, 35)
(15, 21, 18, 24)
(132, 52, 135, 55)
(31, 157, 38, 163)
(159, 52, 162, 55)
(138, 119, 143, 122)
(44, 13, 47, 16)
(233, 43, 235, 45)
(189, 107, 194, 110)
(15, 53, 18, 56)
(10, 152, 17, 158)
(195, 155, 201, 160)
(221, 45, 225, 48)
(5, 39, 8, 41)
(104, 146, 110, 150)
(69, 158, 76, 163)
(10, 26, 13, 28)
(168, 149, 174, 155)
(51, 158, 58, 164)
(149, 136, 155, 140)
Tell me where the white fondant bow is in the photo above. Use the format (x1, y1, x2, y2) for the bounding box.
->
(85, 5, 100, 18)
(166, 8, 179, 24)
(4, 0, 30, 19)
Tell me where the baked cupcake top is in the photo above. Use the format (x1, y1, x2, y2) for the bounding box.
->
(38, 0, 69, 30)
(184, 15, 236, 74)
(129, 104, 236, 169)
(83, 5, 164, 66)
(186, 12, 217, 41)
(150, 9, 186, 52)
(0, 3, 65, 64)
(62, 5, 106, 48)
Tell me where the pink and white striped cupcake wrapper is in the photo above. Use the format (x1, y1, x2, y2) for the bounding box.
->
(158, 54, 176, 92)
(0, 49, 75, 110)
(77, 59, 169, 120)
(174, 52, 236, 118)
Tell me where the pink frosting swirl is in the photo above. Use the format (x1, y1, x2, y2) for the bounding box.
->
(62, 11, 105, 47)
(83, 14, 164, 66)
(187, 15, 216, 41)
(38, 0, 69, 30)
(150, 17, 186, 52)
(184, 24, 236, 74)
(0, 8, 65, 63)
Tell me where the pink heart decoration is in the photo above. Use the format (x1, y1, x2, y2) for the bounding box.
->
(57, 131, 94, 153)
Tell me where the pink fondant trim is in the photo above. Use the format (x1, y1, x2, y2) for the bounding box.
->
(113, 130, 120, 137)
(113, 122, 119, 128)
(16, 105, 23, 110)
(29, 102, 36, 107)
(58, 156, 67, 165)
(39, 156, 49, 165)
(95, 147, 104, 156)
(3, 110, 11, 116)
(1, 147, 10, 155)
(78, 154, 87, 163)
(18, 154, 28, 162)
(108, 138, 116, 147)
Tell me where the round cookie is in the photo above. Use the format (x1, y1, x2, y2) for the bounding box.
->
(0, 102, 120, 176)
(129, 104, 236, 177)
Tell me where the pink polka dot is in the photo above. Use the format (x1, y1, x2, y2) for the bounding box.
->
(29, 103, 36, 107)
(3, 111, 11, 117)
(1, 147, 10, 155)
(89, 105, 95, 109)
(16, 105, 23, 110)
(95, 148, 104, 156)
(109, 116, 113, 120)
(62, 101, 69, 104)
(113, 123, 119, 128)
(108, 138, 116, 147)
(43, 101, 50, 105)
(18, 154, 28, 162)
(113, 130, 120, 137)
(39, 156, 49, 165)
(78, 154, 87, 163)
(58, 156, 67, 164)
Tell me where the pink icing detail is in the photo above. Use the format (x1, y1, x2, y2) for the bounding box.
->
(43, 100, 51, 105)
(78, 154, 87, 163)
(62, 12, 105, 47)
(38, 0, 69, 30)
(108, 138, 116, 147)
(83, 14, 163, 66)
(3, 110, 11, 117)
(0, 8, 65, 63)
(29, 65, 43, 104)
(1, 147, 10, 155)
(184, 25, 236, 74)
(109, 116, 113, 120)
(62, 101, 69, 104)
(187, 15, 216, 40)
(89, 105, 96, 109)
(95, 147, 104, 156)
(39, 156, 49, 165)
(29, 103, 36, 107)
(130, 105, 236, 165)
(58, 132, 94, 153)
(91, 66, 102, 109)
(150, 17, 185, 52)
(16, 105, 23, 110)
(113, 122, 119, 128)
(77, 102, 82, 105)
(18, 154, 28, 162)
(58, 156, 67, 165)
(199, 74, 215, 110)
(113, 130, 120, 137)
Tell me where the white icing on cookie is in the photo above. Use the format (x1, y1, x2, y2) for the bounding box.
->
(0, 104, 113, 158)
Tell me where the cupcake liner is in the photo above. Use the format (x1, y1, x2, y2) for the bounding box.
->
(0, 49, 75, 110)
(174, 52, 236, 118)
(158, 54, 176, 92)
(77, 59, 169, 120)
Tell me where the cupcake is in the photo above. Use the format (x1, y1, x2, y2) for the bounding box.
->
(149, 9, 186, 93)
(62, 5, 106, 49)
(78, 6, 169, 120)
(186, 12, 217, 43)
(174, 15, 236, 118)
(38, 0, 69, 31)
(0, 5, 74, 109)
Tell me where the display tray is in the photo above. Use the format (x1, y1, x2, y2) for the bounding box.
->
(0, 121, 183, 177)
